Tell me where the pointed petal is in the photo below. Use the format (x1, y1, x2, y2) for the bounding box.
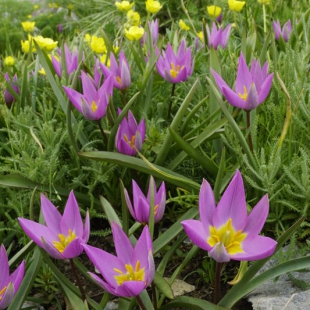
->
(124, 187, 136, 220)
(213, 170, 247, 230)
(88, 272, 116, 295)
(112, 222, 133, 264)
(41, 237, 65, 259)
(199, 179, 216, 230)
(258, 73, 273, 104)
(61, 238, 84, 258)
(235, 53, 252, 94)
(81, 71, 97, 103)
(40, 194, 62, 234)
(115, 281, 146, 297)
(0, 245, 9, 288)
(181, 220, 211, 251)
(221, 86, 247, 109)
(133, 225, 153, 269)
(63, 86, 83, 113)
(83, 211, 90, 243)
(7, 260, 25, 293)
(209, 242, 230, 263)
(0, 282, 15, 309)
(244, 83, 259, 110)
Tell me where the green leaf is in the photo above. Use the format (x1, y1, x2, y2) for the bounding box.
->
(99, 195, 122, 226)
(154, 272, 174, 300)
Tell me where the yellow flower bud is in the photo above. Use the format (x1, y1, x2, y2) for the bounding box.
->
(4, 56, 15, 66)
(207, 5, 222, 18)
(228, 0, 246, 12)
(125, 26, 145, 40)
(179, 20, 190, 31)
(145, 0, 162, 14)
(21, 21, 35, 32)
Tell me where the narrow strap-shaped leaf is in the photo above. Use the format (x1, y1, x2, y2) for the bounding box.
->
(154, 272, 174, 300)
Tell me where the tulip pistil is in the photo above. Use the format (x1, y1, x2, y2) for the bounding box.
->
(170, 63, 184, 79)
(0, 286, 7, 301)
(113, 260, 145, 285)
(53, 229, 77, 253)
(207, 218, 247, 255)
(238, 86, 248, 101)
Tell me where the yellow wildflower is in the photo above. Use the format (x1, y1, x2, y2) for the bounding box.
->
(197, 31, 204, 42)
(115, 1, 134, 12)
(179, 20, 190, 31)
(145, 0, 162, 14)
(228, 0, 246, 12)
(33, 36, 58, 52)
(207, 5, 222, 18)
(33, 4, 39, 9)
(125, 26, 145, 40)
(21, 21, 35, 32)
(127, 9, 140, 26)
(4, 56, 15, 66)
(21, 40, 36, 53)
(90, 36, 107, 54)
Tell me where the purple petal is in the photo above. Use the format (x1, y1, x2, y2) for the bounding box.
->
(41, 237, 65, 259)
(88, 272, 116, 295)
(112, 222, 133, 264)
(209, 242, 230, 263)
(235, 53, 252, 94)
(40, 194, 62, 234)
(258, 73, 273, 104)
(83, 211, 90, 243)
(244, 83, 259, 110)
(181, 220, 211, 251)
(7, 260, 25, 293)
(0, 245, 9, 288)
(213, 170, 247, 230)
(221, 86, 248, 109)
(115, 281, 146, 297)
(0, 282, 15, 309)
(199, 179, 216, 230)
(63, 86, 83, 113)
(124, 187, 136, 220)
(61, 238, 84, 259)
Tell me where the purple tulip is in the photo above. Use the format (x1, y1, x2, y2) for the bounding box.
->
(124, 176, 166, 224)
(211, 53, 273, 110)
(18, 191, 90, 260)
(156, 39, 193, 84)
(115, 109, 146, 156)
(63, 72, 114, 120)
(0, 245, 25, 309)
(206, 22, 231, 50)
(83, 222, 155, 297)
(99, 51, 131, 90)
(181, 170, 277, 263)
(4, 73, 19, 107)
(52, 44, 78, 78)
(141, 19, 159, 46)
(273, 20, 292, 42)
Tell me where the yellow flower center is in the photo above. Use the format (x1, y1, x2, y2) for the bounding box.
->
(170, 63, 184, 79)
(0, 286, 7, 301)
(238, 86, 248, 101)
(207, 218, 247, 255)
(116, 76, 122, 85)
(53, 229, 76, 253)
(91, 100, 98, 112)
(124, 134, 136, 148)
(114, 261, 145, 286)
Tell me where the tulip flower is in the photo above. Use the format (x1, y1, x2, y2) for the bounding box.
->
(19, 191, 90, 260)
(207, 5, 222, 18)
(206, 22, 231, 50)
(3, 56, 15, 67)
(125, 26, 145, 40)
(182, 170, 277, 263)
(273, 20, 292, 42)
(83, 222, 155, 297)
(0, 245, 25, 310)
(145, 0, 162, 14)
(63, 72, 114, 121)
(124, 176, 166, 224)
(115, 1, 134, 11)
(156, 39, 193, 84)
(211, 53, 273, 110)
(52, 44, 79, 78)
(115, 109, 145, 156)
(141, 19, 159, 45)
(4, 73, 19, 107)
(228, 0, 245, 12)
(21, 21, 35, 32)
(99, 51, 131, 90)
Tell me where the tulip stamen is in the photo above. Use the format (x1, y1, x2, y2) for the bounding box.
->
(207, 218, 247, 255)
(123, 134, 136, 148)
(114, 260, 145, 286)
(91, 100, 98, 112)
(238, 86, 248, 101)
(53, 229, 77, 253)
(170, 63, 184, 79)
(116, 76, 122, 85)
(0, 286, 7, 301)
(154, 204, 159, 215)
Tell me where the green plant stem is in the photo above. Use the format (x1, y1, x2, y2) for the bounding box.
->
(168, 83, 176, 119)
(152, 282, 158, 310)
(97, 120, 108, 146)
(214, 262, 222, 304)
(69, 259, 86, 302)
(246, 110, 253, 153)
(136, 294, 148, 310)
(121, 89, 127, 107)
(263, 4, 267, 38)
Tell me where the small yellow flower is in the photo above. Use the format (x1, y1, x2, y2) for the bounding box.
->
(115, 1, 134, 12)
(90, 36, 107, 54)
(84, 33, 91, 45)
(197, 31, 204, 42)
(207, 5, 222, 18)
(39, 67, 46, 75)
(179, 20, 190, 31)
(68, 3, 74, 10)
(21, 21, 35, 32)
(258, 0, 270, 3)
(100, 54, 111, 68)
(127, 9, 141, 26)
(113, 45, 120, 54)
(21, 40, 36, 53)
(33, 4, 39, 9)
(228, 0, 246, 12)
(4, 56, 15, 66)
(125, 26, 145, 40)
(145, 0, 162, 14)
(33, 36, 58, 52)
(27, 14, 32, 19)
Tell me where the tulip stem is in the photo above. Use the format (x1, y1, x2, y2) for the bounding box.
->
(246, 110, 254, 153)
(168, 83, 176, 119)
(121, 90, 127, 107)
(214, 262, 222, 304)
(136, 294, 148, 310)
(70, 259, 86, 302)
(151, 282, 158, 310)
(97, 120, 108, 146)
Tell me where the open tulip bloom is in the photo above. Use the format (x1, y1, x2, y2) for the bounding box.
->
(181, 170, 277, 263)
(211, 53, 273, 110)
(273, 20, 292, 42)
(124, 176, 166, 224)
(0, 245, 25, 309)
(82, 222, 155, 297)
(99, 51, 131, 90)
(156, 39, 193, 84)
(206, 22, 231, 50)
(115, 109, 146, 156)
(63, 72, 114, 120)
(19, 191, 90, 260)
